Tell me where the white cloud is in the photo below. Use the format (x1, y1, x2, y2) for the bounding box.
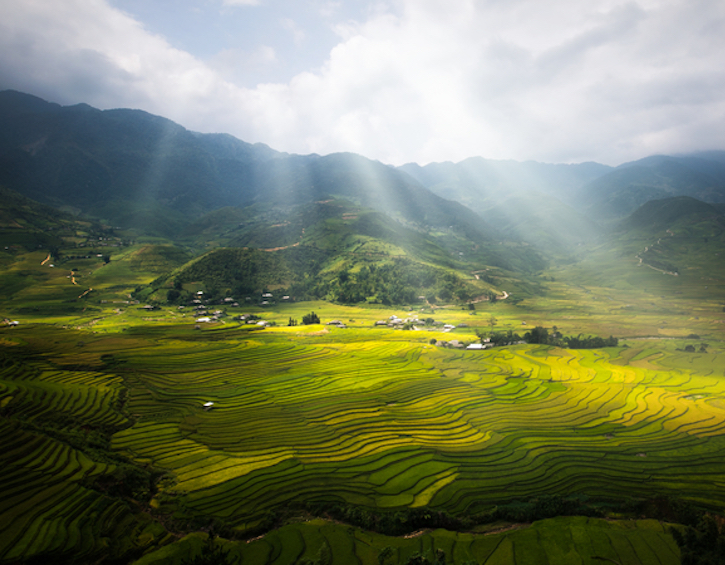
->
(0, 0, 724, 166)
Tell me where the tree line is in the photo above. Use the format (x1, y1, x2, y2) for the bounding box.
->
(477, 325, 618, 349)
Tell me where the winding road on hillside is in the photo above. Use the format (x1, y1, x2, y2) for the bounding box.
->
(635, 228, 678, 275)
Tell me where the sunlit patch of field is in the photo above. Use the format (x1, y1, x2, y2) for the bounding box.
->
(0, 315, 721, 562)
(50, 325, 718, 531)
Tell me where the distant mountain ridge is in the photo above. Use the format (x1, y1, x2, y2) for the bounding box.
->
(0, 90, 492, 245)
(404, 151, 725, 222)
(581, 154, 725, 219)
(2, 88, 725, 263)
(399, 157, 612, 209)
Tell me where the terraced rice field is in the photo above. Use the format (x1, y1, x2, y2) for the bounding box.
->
(105, 326, 725, 526)
(136, 516, 680, 565)
(0, 335, 167, 562)
(1, 321, 723, 562)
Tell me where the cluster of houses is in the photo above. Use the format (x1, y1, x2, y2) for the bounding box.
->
(374, 315, 418, 328)
(374, 315, 470, 332)
(179, 291, 297, 323)
(370, 315, 498, 351)
(436, 340, 492, 350)
(237, 314, 272, 327)
(63, 254, 106, 260)
(260, 292, 291, 305)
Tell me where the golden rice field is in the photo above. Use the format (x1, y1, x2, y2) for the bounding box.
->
(1, 315, 724, 563)
(114, 327, 725, 521)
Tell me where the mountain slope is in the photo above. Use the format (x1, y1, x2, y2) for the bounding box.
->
(555, 195, 725, 296)
(580, 155, 725, 220)
(0, 90, 495, 246)
(400, 153, 725, 226)
(0, 91, 284, 233)
(618, 195, 725, 234)
(481, 192, 601, 255)
(399, 157, 612, 211)
(144, 200, 507, 306)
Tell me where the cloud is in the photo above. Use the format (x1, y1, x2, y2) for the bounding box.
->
(0, 0, 724, 166)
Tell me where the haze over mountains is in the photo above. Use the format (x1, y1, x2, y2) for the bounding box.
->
(2, 88, 725, 264)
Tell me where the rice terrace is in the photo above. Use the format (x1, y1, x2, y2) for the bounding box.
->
(2, 90, 725, 565)
(2, 276, 725, 564)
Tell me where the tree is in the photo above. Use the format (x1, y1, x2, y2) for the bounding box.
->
(302, 311, 320, 325)
(181, 534, 237, 565)
(524, 326, 549, 345)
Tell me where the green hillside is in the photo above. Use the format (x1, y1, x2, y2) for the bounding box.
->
(1, 192, 725, 563)
(618, 195, 725, 233)
(142, 200, 509, 306)
(480, 192, 601, 256)
(581, 156, 725, 220)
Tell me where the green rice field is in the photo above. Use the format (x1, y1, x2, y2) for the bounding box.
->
(1, 234, 725, 563)
(1, 310, 724, 563)
(136, 516, 680, 565)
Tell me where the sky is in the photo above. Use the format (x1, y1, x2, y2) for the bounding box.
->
(1, 0, 724, 166)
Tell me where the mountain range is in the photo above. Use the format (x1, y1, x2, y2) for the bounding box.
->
(2, 90, 725, 232)
(1, 89, 725, 307)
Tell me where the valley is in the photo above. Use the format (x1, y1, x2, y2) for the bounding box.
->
(1, 91, 725, 565)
